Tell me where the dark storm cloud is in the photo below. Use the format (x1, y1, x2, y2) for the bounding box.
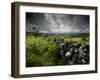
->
(26, 12, 89, 33)
(26, 13, 51, 32)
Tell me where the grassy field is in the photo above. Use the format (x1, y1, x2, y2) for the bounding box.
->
(26, 32, 89, 67)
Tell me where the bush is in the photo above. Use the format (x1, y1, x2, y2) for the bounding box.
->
(26, 35, 58, 67)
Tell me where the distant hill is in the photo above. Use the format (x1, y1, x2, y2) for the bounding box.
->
(26, 32, 89, 37)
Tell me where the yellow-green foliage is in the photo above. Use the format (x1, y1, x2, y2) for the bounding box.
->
(26, 35, 58, 67)
(26, 33, 89, 67)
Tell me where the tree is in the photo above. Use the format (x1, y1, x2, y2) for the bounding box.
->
(27, 23, 40, 36)
(31, 24, 40, 33)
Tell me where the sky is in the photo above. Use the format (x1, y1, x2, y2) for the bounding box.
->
(26, 12, 89, 33)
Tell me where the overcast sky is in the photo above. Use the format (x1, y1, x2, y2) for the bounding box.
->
(26, 12, 89, 33)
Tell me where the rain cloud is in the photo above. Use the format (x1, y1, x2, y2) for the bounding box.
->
(26, 12, 89, 33)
